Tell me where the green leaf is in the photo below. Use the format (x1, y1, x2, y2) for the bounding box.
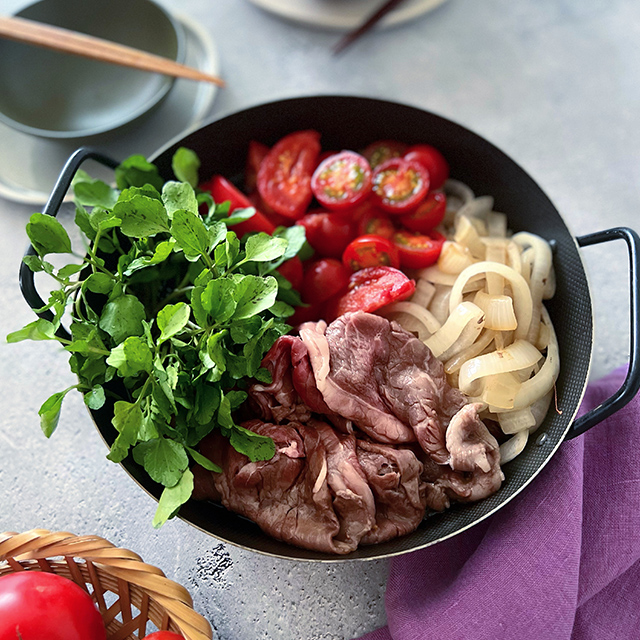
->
(193, 383, 220, 425)
(274, 224, 307, 261)
(83, 272, 114, 295)
(6, 318, 56, 343)
(107, 400, 143, 462)
(72, 171, 118, 209)
(133, 438, 189, 486)
(187, 446, 222, 473)
(57, 263, 84, 279)
(200, 278, 237, 324)
(84, 385, 106, 410)
(171, 209, 210, 260)
(162, 181, 199, 217)
(99, 295, 146, 344)
(225, 207, 256, 226)
(124, 239, 175, 275)
(172, 147, 200, 188)
(22, 255, 50, 273)
(106, 336, 152, 377)
(26, 212, 72, 256)
(230, 425, 276, 462)
(113, 196, 170, 238)
(231, 274, 278, 320)
(152, 468, 194, 528)
(207, 221, 227, 253)
(38, 388, 74, 437)
(225, 232, 240, 268)
(115, 155, 164, 191)
(157, 302, 190, 344)
(243, 233, 288, 263)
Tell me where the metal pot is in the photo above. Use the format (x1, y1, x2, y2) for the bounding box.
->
(20, 96, 640, 561)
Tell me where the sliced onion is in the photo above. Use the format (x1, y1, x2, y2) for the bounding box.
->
(529, 390, 553, 434)
(476, 372, 521, 409)
(444, 179, 475, 206)
(484, 240, 506, 295)
(428, 284, 452, 324)
(458, 339, 543, 395)
(380, 301, 442, 337)
(472, 293, 517, 331)
(449, 261, 533, 340)
(411, 278, 436, 308)
(497, 407, 536, 434)
(543, 265, 556, 299)
(438, 309, 487, 362)
(453, 215, 486, 259)
(444, 329, 497, 374)
(424, 301, 485, 359)
(506, 241, 523, 274)
(438, 241, 475, 275)
(418, 265, 459, 286)
(499, 430, 529, 464)
(487, 211, 508, 238)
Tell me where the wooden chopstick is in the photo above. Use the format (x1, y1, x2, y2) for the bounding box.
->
(0, 15, 225, 87)
(333, 0, 407, 54)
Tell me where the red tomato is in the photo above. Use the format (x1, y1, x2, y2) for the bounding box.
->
(0, 571, 106, 640)
(403, 144, 450, 190)
(310, 151, 372, 211)
(244, 140, 270, 192)
(277, 257, 304, 291)
(325, 266, 416, 321)
(361, 140, 408, 169)
(209, 175, 276, 237)
(144, 632, 184, 640)
(357, 208, 395, 239)
(370, 158, 429, 215)
(289, 300, 325, 326)
(399, 191, 447, 233)
(342, 235, 401, 271)
(296, 211, 356, 259)
(257, 130, 321, 220)
(393, 229, 445, 269)
(302, 258, 351, 304)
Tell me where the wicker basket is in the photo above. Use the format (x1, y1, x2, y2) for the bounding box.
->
(0, 529, 212, 640)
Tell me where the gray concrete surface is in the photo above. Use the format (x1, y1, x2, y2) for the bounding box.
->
(1, 1, 638, 638)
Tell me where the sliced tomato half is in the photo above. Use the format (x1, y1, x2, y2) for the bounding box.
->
(257, 130, 321, 220)
(362, 139, 408, 169)
(245, 140, 270, 192)
(310, 151, 372, 211)
(393, 229, 445, 269)
(370, 157, 430, 215)
(209, 175, 276, 237)
(357, 208, 396, 239)
(325, 266, 416, 321)
(342, 234, 401, 272)
(399, 191, 447, 233)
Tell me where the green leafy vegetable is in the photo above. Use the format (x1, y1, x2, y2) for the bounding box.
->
(8, 149, 305, 528)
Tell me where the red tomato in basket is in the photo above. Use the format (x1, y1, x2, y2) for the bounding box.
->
(257, 130, 321, 220)
(342, 235, 401, 271)
(310, 151, 372, 211)
(362, 139, 408, 169)
(296, 211, 356, 259)
(0, 571, 106, 640)
(144, 632, 184, 640)
(209, 175, 276, 237)
(244, 140, 270, 192)
(370, 157, 429, 215)
(302, 258, 351, 304)
(403, 144, 450, 190)
(393, 229, 446, 269)
(399, 191, 447, 233)
(325, 266, 415, 321)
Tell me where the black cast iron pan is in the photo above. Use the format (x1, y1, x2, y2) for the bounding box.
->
(19, 96, 640, 561)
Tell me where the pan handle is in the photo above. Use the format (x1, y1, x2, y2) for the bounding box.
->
(565, 226, 640, 439)
(19, 147, 120, 341)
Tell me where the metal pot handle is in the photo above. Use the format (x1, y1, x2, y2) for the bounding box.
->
(565, 226, 640, 439)
(19, 147, 119, 340)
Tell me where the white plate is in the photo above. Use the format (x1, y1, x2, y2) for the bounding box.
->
(246, 0, 450, 30)
(0, 14, 220, 206)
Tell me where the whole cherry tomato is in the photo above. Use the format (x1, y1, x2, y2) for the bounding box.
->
(403, 144, 450, 190)
(342, 235, 401, 271)
(361, 139, 408, 169)
(257, 130, 321, 220)
(325, 266, 415, 321)
(393, 229, 446, 269)
(370, 158, 429, 215)
(310, 151, 372, 211)
(0, 571, 106, 640)
(144, 632, 184, 640)
(296, 211, 356, 259)
(277, 257, 304, 291)
(399, 191, 447, 233)
(302, 258, 351, 304)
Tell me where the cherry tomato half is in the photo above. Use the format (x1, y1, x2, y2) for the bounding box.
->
(296, 211, 356, 259)
(0, 571, 106, 640)
(370, 158, 430, 215)
(393, 229, 445, 269)
(302, 258, 351, 304)
(357, 208, 395, 239)
(144, 632, 184, 640)
(362, 140, 408, 169)
(244, 140, 270, 192)
(325, 266, 416, 321)
(257, 130, 321, 220)
(342, 235, 401, 272)
(399, 191, 447, 233)
(209, 175, 276, 237)
(403, 144, 450, 190)
(311, 151, 372, 211)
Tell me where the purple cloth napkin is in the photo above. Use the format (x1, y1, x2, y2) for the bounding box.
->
(358, 365, 640, 640)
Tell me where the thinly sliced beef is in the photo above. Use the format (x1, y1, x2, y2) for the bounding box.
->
(357, 440, 427, 545)
(299, 312, 468, 461)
